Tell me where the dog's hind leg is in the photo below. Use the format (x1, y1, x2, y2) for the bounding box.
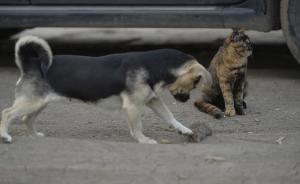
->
(125, 104, 157, 144)
(146, 97, 193, 135)
(0, 97, 47, 143)
(22, 105, 47, 137)
(121, 93, 157, 144)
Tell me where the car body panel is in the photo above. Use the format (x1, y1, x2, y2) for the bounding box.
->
(30, 0, 246, 5)
(0, 0, 280, 31)
(0, 0, 28, 5)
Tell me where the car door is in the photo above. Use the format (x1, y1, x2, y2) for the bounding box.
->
(0, 0, 29, 4)
(0, 0, 275, 32)
(30, 0, 246, 5)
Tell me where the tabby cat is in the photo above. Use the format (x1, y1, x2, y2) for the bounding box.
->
(194, 29, 252, 118)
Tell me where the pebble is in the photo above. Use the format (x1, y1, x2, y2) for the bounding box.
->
(254, 118, 260, 122)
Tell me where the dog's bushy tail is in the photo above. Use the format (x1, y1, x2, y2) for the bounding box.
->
(15, 35, 52, 77)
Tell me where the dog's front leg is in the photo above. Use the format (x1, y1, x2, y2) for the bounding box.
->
(147, 97, 193, 135)
(124, 104, 157, 144)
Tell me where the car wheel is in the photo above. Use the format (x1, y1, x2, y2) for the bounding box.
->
(281, 0, 300, 64)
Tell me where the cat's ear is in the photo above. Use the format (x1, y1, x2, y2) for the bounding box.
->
(232, 28, 240, 33)
(232, 28, 245, 32)
(231, 29, 240, 42)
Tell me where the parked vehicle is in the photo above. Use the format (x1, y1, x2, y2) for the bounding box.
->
(0, 0, 299, 63)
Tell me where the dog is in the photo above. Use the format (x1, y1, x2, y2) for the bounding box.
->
(0, 36, 211, 144)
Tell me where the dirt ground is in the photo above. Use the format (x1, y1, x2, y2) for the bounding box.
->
(0, 28, 300, 184)
(1, 67, 299, 145)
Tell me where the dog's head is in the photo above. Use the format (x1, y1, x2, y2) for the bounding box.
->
(225, 29, 252, 57)
(168, 60, 211, 102)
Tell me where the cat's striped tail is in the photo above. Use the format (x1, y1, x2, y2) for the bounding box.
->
(194, 100, 224, 119)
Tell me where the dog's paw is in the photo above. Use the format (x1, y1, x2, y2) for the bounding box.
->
(178, 126, 193, 135)
(1, 133, 12, 144)
(145, 139, 158, 144)
(29, 132, 44, 137)
(139, 137, 158, 144)
(173, 121, 193, 135)
(36, 132, 44, 137)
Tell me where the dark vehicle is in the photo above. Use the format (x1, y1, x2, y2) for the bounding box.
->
(0, 0, 299, 63)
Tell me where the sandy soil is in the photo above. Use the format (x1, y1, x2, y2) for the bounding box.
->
(1, 68, 299, 145)
(0, 28, 299, 184)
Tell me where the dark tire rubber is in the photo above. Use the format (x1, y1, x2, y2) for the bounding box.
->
(281, 0, 300, 64)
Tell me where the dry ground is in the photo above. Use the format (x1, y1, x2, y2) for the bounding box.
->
(0, 28, 299, 184)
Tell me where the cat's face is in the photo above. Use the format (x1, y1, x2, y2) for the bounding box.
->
(227, 29, 253, 57)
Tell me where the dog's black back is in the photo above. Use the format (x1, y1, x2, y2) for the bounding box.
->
(46, 49, 193, 102)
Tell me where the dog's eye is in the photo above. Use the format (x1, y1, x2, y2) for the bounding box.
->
(193, 77, 201, 87)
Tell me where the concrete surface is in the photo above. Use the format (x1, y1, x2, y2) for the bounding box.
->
(0, 28, 300, 184)
(14, 28, 286, 45)
(1, 135, 299, 184)
(1, 28, 297, 68)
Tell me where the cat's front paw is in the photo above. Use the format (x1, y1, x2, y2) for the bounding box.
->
(225, 108, 236, 117)
(235, 107, 245, 115)
(242, 101, 247, 109)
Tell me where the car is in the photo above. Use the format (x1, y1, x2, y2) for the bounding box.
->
(0, 0, 299, 64)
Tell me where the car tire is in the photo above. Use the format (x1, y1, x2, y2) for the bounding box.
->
(281, 0, 300, 64)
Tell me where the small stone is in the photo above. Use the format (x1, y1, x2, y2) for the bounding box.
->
(160, 139, 171, 144)
(234, 118, 240, 122)
(276, 136, 285, 144)
(254, 118, 260, 122)
(204, 156, 226, 162)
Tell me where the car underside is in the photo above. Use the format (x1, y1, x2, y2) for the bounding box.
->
(0, 0, 299, 64)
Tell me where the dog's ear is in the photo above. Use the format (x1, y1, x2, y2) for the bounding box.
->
(187, 61, 212, 87)
(192, 75, 201, 87)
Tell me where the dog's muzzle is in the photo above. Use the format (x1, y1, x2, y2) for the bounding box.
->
(174, 93, 190, 102)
